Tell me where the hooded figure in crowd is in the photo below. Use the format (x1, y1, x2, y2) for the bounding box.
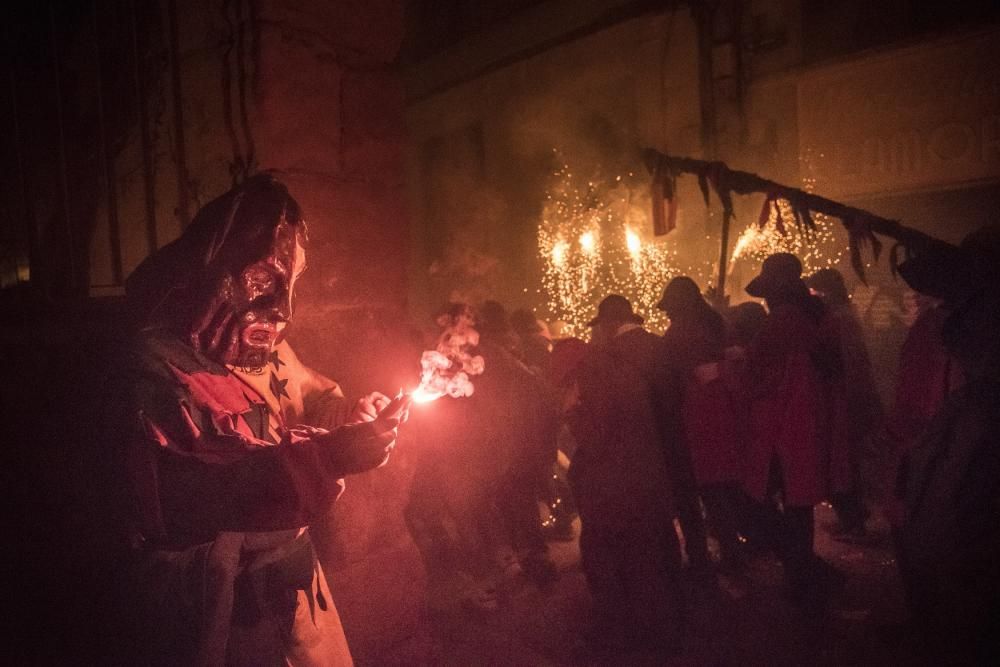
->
(881, 294, 964, 530)
(510, 307, 553, 376)
(893, 225, 1000, 663)
(104, 174, 406, 665)
(567, 294, 683, 652)
(741, 253, 846, 609)
(806, 268, 882, 541)
(465, 300, 560, 586)
(659, 277, 746, 574)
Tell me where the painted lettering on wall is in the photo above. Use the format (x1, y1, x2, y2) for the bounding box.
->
(799, 30, 1000, 197)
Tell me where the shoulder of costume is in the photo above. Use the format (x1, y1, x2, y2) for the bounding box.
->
(130, 328, 230, 378)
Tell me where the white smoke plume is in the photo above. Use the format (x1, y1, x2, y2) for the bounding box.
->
(411, 305, 485, 403)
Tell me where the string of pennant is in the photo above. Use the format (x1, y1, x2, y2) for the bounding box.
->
(642, 148, 934, 287)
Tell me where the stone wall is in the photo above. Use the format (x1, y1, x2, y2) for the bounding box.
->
(401, 1, 818, 322)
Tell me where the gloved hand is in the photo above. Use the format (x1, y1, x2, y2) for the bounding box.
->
(317, 393, 411, 475)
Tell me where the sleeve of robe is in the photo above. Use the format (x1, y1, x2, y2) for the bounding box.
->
(107, 352, 368, 541)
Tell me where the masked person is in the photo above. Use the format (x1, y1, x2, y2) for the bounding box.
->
(104, 174, 407, 665)
(567, 295, 682, 653)
(741, 253, 845, 610)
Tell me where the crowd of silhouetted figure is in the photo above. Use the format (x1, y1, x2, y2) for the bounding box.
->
(405, 226, 1000, 663)
(14, 177, 996, 665)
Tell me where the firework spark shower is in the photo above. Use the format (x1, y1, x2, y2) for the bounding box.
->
(538, 153, 852, 337)
(729, 202, 847, 276)
(726, 150, 849, 277)
(538, 159, 690, 337)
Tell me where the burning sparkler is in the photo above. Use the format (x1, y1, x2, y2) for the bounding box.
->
(625, 227, 642, 257)
(729, 190, 847, 276)
(551, 239, 569, 268)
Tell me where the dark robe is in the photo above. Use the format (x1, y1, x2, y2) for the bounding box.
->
(742, 301, 843, 507)
(105, 331, 354, 666)
(664, 308, 742, 486)
(896, 377, 1000, 662)
(884, 305, 964, 526)
(567, 328, 680, 645)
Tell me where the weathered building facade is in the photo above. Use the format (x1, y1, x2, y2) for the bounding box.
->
(403, 0, 1000, 336)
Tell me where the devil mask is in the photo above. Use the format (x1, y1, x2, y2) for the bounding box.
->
(126, 174, 307, 369)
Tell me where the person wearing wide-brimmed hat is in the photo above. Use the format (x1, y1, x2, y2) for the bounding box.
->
(565, 294, 684, 652)
(741, 253, 845, 609)
(892, 225, 1000, 663)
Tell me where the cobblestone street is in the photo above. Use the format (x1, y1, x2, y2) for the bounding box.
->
(417, 503, 918, 666)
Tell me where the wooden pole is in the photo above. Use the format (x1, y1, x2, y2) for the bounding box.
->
(642, 148, 933, 249)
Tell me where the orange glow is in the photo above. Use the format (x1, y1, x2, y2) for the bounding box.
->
(625, 227, 641, 256)
(730, 225, 763, 264)
(538, 160, 691, 337)
(729, 198, 846, 276)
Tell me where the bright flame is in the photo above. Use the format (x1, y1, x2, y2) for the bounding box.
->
(579, 230, 596, 254)
(730, 226, 763, 263)
(410, 387, 442, 404)
(625, 227, 641, 257)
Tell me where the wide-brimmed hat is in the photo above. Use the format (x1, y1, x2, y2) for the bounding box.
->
(898, 225, 1000, 305)
(745, 252, 804, 298)
(588, 294, 644, 327)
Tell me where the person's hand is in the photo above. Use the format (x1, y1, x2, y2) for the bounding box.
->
(378, 391, 412, 424)
(318, 394, 412, 475)
(317, 418, 397, 476)
(349, 392, 392, 423)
